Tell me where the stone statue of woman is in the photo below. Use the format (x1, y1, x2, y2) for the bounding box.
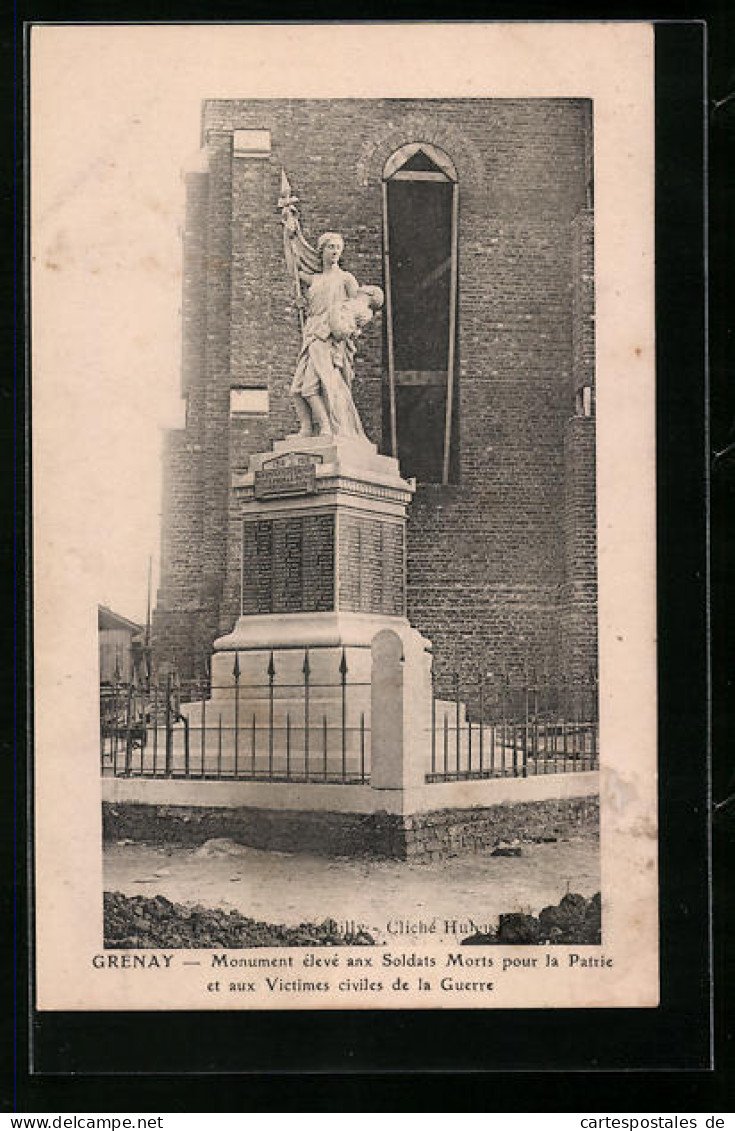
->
(279, 177, 383, 440)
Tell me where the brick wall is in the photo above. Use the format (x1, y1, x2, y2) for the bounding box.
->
(154, 98, 597, 696)
(180, 171, 208, 407)
(560, 415, 598, 685)
(561, 206, 597, 685)
(571, 208, 596, 403)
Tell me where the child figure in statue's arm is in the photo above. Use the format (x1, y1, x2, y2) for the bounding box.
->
(329, 286, 384, 388)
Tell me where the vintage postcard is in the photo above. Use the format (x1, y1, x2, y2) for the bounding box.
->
(31, 22, 657, 1012)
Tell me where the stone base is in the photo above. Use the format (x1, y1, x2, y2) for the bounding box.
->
(240, 431, 413, 495)
(102, 796, 599, 861)
(213, 610, 428, 654)
(212, 421, 434, 790)
(187, 614, 433, 784)
(210, 614, 431, 725)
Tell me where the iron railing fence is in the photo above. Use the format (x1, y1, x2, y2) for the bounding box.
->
(100, 648, 370, 784)
(101, 658, 599, 785)
(427, 671, 599, 782)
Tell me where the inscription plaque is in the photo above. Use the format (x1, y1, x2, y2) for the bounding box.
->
(254, 452, 322, 500)
(338, 515, 404, 616)
(303, 515, 335, 612)
(253, 463, 317, 499)
(254, 521, 274, 613)
(242, 514, 334, 614)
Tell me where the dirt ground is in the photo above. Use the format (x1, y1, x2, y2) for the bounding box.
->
(104, 831, 600, 945)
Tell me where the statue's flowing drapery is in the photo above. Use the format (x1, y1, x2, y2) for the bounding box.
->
(279, 171, 380, 440)
(291, 267, 368, 438)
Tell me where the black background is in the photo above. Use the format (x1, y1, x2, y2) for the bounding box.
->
(5, 7, 733, 1114)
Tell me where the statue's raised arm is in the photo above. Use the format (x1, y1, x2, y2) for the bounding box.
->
(279, 171, 383, 441)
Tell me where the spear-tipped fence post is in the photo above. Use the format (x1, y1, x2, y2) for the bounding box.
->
(497, 665, 504, 773)
(591, 668, 597, 766)
(549, 667, 558, 768)
(124, 679, 134, 777)
(134, 671, 146, 776)
(232, 652, 241, 777)
(479, 674, 485, 776)
(531, 667, 539, 770)
(430, 686, 436, 776)
(152, 682, 159, 775)
(360, 712, 366, 783)
(522, 669, 529, 779)
(164, 672, 173, 777)
(111, 668, 120, 770)
(251, 714, 256, 777)
(454, 671, 461, 778)
(173, 668, 181, 718)
(578, 672, 586, 766)
(467, 713, 473, 778)
(561, 674, 569, 772)
(573, 675, 581, 762)
(340, 648, 348, 783)
(549, 665, 556, 764)
(303, 648, 311, 780)
(487, 674, 496, 777)
(591, 667, 599, 768)
(510, 673, 518, 778)
(200, 672, 207, 778)
(268, 651, 275, 778)
(182, 713, 190, 778)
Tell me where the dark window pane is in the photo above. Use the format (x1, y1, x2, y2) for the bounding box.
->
(394, 385, 447, 483)
(388, 179, 453, 371)
(383, 169, 459, 484)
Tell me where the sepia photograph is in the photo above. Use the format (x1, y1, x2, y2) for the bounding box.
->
(32, 22, 658, 1012)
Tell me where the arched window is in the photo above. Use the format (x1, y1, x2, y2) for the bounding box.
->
(381, 143, 459, 484)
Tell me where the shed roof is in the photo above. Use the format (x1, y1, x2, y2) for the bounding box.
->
(98, 605, 144, 634)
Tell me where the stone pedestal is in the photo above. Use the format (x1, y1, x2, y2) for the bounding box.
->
(201, 432, 434, 787)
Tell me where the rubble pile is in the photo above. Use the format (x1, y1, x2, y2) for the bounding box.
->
(103, 891, 375, 949)
(462, 892, 602, 945)
(103, 890, 601, 949)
